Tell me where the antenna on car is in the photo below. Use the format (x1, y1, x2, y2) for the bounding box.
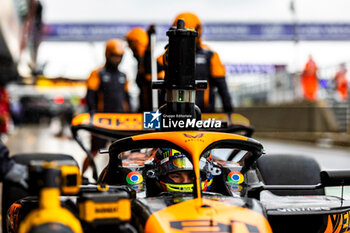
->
(341, 184, 344, 207)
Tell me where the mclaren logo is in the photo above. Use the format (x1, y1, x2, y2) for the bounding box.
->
(184, 133, 204, 139)
(184, 133, 204, 143)
(170, 220, 260, 232)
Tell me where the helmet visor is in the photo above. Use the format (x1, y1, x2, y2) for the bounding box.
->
(159, 157, 192, 175)
(159, 157, 210, 176)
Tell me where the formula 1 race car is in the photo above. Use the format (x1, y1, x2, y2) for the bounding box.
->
(3, 19, 350, 233)
(3, 111, 350, 233)
(68, 113, 350, 233)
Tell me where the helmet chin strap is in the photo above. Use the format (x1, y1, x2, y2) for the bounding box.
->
(159, 178, 212, 193)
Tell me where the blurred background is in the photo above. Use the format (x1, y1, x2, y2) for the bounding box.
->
(2, 2, 350, 231)
(0, 0, 350, 164)
(1, 3, 350, 229)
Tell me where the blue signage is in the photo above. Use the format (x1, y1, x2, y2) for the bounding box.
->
(42, 23, 350, 41)
(225, 64, 286, 75)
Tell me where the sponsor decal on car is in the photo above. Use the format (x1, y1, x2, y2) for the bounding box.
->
(126, 171, 143, 185)
(227, 171, 244, 184)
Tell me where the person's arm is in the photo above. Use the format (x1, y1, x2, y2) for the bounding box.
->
(212, 77, 233, 112)
(210, 52, 233, 112)
(86, 70, 100, 113)
(156, 53, 166, 80)
(156, 54, 166, 107)
(0, 141, 14, 180)
(0, 141, 28, 188)
(123, 77, 131, 112)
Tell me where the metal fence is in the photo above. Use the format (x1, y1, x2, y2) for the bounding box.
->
(218, 62, 350, 131)
(223, 62, 350, 108)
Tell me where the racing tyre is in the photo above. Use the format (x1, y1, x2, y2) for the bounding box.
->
(2, 153, 77, 233)
(257, 154, 326, 233)
(257, 154, 325, 196)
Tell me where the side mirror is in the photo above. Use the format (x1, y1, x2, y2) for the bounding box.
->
(320, 170, 350, 186)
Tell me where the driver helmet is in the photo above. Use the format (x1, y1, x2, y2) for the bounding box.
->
(154, 148, 213, 192)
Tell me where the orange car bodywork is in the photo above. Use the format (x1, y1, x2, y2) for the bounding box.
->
(127, 131, 272, 233)
(144, 198, 272, 233)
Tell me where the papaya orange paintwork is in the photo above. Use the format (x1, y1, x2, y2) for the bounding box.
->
(231, 114, 250, 127)
(201, 113, 229, 122)
(92, 113, 143, 130)
(71, 113, 91, 126)
(131, 131, 248, 159)
(201, 113, 250, 127)
(144, 198, 272, 233)
(72, 113, 144, 131)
